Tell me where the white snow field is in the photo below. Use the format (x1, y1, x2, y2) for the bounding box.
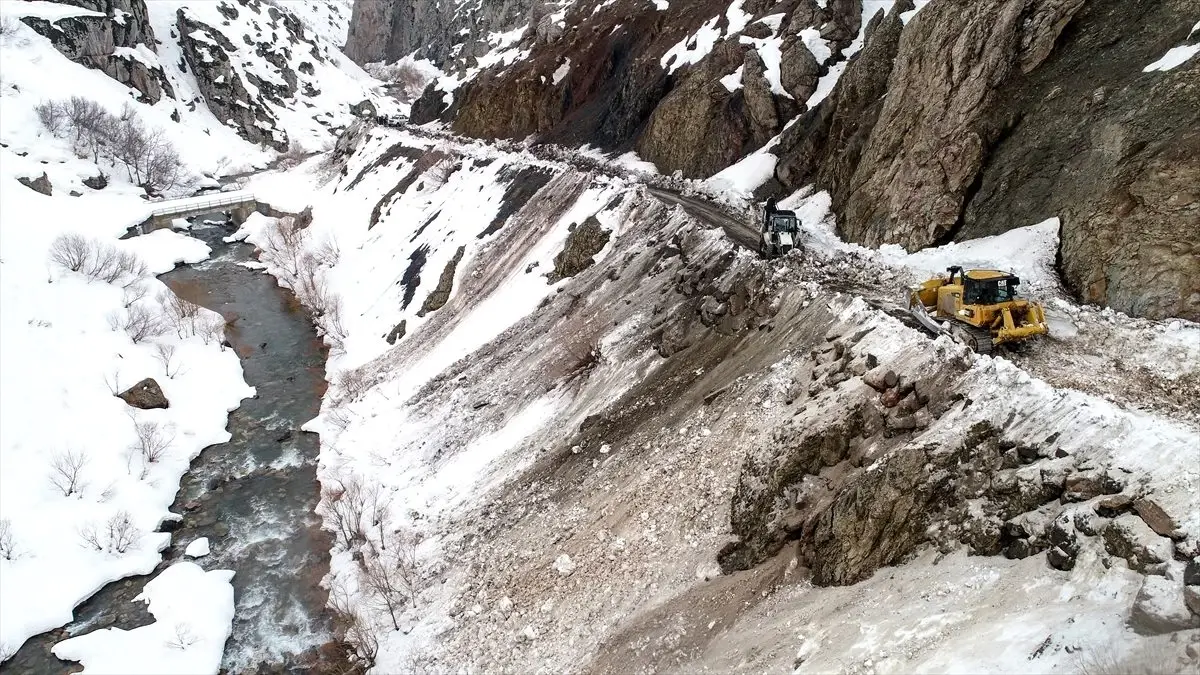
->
(0, 0, 371, 667)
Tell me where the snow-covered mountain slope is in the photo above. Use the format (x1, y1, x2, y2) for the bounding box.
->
(236, 127, 1200, 674)
(3, 0, 384, 171)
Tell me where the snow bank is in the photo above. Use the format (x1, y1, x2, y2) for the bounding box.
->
(51, 562, 235, 674)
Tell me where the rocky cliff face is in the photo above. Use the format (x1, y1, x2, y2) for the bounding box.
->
(21, 0, 174, 103)
(344, 0, 535, 68)
(775, 0, 1199, 320)
(368, 0, 1199, 319)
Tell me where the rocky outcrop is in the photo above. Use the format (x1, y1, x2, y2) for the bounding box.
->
(549, 216, 611, 282)
(345, 0, 536, 68)
(21, 0, 173, 103)
(775, 1, 910, 199)
(18, 173, 53, 196)
(635, 40, 798, 178)
(176, 6, 288, 150)
(774, 0, 1199, 320)
(117, 377, 169, 409)
(418, 246, 466, 316)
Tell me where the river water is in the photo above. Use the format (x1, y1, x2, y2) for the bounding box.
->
(2, 218, 348, 673)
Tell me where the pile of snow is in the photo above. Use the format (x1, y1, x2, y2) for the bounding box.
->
(51, 562, 235, 674)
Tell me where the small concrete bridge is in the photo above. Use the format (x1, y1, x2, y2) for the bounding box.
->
(136, 191, 259, 234)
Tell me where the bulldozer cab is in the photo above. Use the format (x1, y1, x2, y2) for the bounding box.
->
(953, 267, 1021, 305)
(762, 198, 798, 233)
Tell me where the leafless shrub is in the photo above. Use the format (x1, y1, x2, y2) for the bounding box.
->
(366, 61, 429, 102)
(328, 578, 379, 667)
(39, 98, 192, 193)
(360, 530, 420, 630)
(0, 519, 16, 560)
(48, 233, 146, 286)
(163, 623, 199, 650)
(123, 281, 149, 309)
(103, 369, 122, 395)
(35, 99, 65, 133)
(82, 245, 146, 285)
(49, 449, 88, 497)
(565, 331, 603, 379)
(120, 304, 168, 343)
(198, 315, 225, 347)
(160, 290, 203, 338)
(131, 419, 173, 465)
(334, 367, 371, 403)
(325, 474, 369, 549)
(312, 235, 341, 267)
(47, 233, 94, 272)
(154, 343, 180, 378)
(261, 216, 307, 278)
(78, 510, 140, 555)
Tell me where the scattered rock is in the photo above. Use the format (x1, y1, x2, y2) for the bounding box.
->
(18, 172, 52, 196)
(1129, 576, 1199, 635)
(1186, 560, 1200, 586)
(1134, 497, 1181, 538)
(418, 246, 465, 316)
(385, 320, 407, 345)
(1103, 515, 1173, 572)
(117, 378, 169, 410)
(863, 366, 897, 391)
(83, 174, 108, 190)
(1185, 586, 1200, 617)
(497, 596, 514, 617)
(553, 553, 575, 577)
(549, 216, 611, 282)
(1095, 493, 1134, 518)
(184, 537, 211, 558)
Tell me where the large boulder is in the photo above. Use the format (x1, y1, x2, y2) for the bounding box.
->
(1129, 575, 1200, 635)
(18, 173, 52, 196)
(1103, 515, 1173, 572)
(117, 378, 169, 410)
(550, 216, 611, 282)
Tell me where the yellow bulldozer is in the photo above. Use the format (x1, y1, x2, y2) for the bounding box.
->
(908, 266, 1048, 354)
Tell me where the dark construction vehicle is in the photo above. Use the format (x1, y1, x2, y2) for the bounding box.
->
(759, 197, 799, 260)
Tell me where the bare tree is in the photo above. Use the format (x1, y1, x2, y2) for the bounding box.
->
(360, 529, 420, 631)
(334, 367, 371, 403)
(160, 290, 203, 338)
(121, 304, 167, 343)
(154, 343, 180, 378)
(261, 216, 307, 278)
(0, 519, 15, 560)
(123, 281, 149, 308)
(35, 99, 65, 133)
(103, 369, 122, 395)
(79, 510, 140, 555)
(130, 419, 172, 465)
(47, 233, 94, 272)
(48, 449, 88, 497)
(328, 578, 379, 666)
(312, 234, 341, 267)
(325, 474, 369, 549)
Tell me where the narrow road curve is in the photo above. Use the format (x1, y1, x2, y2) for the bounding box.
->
(647, 187, 759, 251)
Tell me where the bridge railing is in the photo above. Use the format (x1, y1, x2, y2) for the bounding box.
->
(147, 192, 256, 218)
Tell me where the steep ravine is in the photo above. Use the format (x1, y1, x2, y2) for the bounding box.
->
(1, 219, 352, 674)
